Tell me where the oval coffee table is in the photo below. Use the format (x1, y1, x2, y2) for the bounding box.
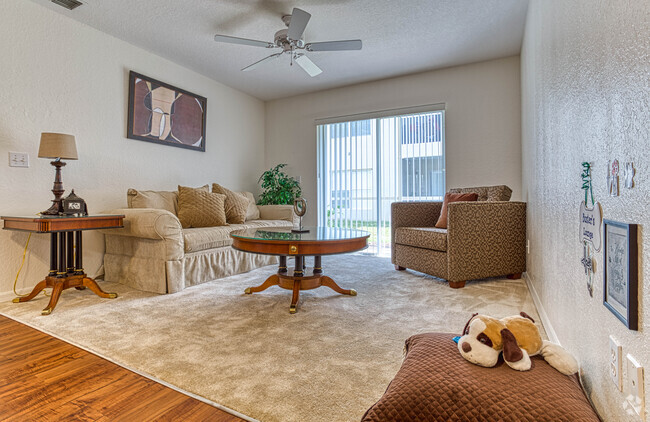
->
(230, 226, 369, 314)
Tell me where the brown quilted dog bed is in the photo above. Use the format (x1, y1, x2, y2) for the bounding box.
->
(362, 333, 600, 422)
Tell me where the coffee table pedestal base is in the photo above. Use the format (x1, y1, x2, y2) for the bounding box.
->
(245, 267, 356, 314)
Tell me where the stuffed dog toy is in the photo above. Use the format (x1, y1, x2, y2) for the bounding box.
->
(457, 312, 578, 375)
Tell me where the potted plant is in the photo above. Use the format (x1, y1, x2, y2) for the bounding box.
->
(257, 164, 302, 205)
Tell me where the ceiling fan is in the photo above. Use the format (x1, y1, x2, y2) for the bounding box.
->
(213, 7, 362, 77)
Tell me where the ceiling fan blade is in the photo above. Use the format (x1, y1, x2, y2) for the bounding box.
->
(241, 53, 283, 72)
(214, 34, 275, 48)
(287, 8, 311, 41)
(295, 54, 322, 77)
(306, 40, 362, 52)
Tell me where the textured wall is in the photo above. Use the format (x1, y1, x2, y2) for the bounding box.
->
(0, 1, 266, 296)
(265, 56, 522, 226)
(522, 1, 649, 421)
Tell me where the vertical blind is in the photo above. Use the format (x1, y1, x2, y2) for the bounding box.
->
(317, 109, 445, 254)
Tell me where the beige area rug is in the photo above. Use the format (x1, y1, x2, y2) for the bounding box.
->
(0, 254, 543, 422)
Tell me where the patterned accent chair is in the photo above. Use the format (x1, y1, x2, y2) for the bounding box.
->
(391, 185, 526, 288)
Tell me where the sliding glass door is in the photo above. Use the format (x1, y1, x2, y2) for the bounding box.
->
(317, 109, 445, 254)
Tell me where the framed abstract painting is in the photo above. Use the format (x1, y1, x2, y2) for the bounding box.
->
(127, 71, 207, 152)
(603, 219, 638, 330)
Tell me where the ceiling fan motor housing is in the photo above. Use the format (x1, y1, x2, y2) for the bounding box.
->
(274, 29, 304, 50)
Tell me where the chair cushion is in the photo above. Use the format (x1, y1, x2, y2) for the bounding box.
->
(435, 192, 478, 229)
(362, 333, 600, 422)
(177, 186, 227, 228)
(183, 220, 294, 253)
(449, 185, 512, 202)
(394, 227, 447, 252)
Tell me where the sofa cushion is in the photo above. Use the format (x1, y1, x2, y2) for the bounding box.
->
(362, 333, 600, 422)
(183, 220, 294, 253)
(435, 192, 478, 229)
(240, 191, 261, 221)
(127, 185, 209, 216)
(394, 227, 447, 252)
(212, 183, 249, 224)
(177, 186, 227, 228)
(127, 189, 179, 215)
(448, 185, 512, 202)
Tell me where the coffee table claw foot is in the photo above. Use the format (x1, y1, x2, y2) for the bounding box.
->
(245, 288, 252, 294)
(12, 298, 20, 303)
(107, 293, 118, 299)
(289, 306, 297, 314)
(349, 289, 357, 296)
(41, 307, 53, 316)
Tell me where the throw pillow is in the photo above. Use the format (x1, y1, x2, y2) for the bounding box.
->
(177, 185, 227, 228)
(435, 192, 479, 229)
(212, 183, 249, 224)
(240, 191, 261, 221)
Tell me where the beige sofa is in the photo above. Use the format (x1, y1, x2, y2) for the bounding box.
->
(101, 188, 296, 294)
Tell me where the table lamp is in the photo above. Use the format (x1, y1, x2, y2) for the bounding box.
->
(38, 132, 78, 215)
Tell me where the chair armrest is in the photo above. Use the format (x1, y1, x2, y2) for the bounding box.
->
(391, 201, 442, 229)
(100, 208, 182, 240)
(446, 201, 526, 281)
(257, 204, 296, 224)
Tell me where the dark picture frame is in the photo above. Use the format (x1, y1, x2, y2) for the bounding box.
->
(127, 71, 207, 152)
(603, 219, 638, 330)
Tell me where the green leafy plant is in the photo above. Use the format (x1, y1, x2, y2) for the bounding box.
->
(257, 164, 302, 205)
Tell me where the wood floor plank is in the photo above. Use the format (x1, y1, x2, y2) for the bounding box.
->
(0, 315, 243, 422)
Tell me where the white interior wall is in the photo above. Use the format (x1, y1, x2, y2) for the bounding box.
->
(522, 1, 649, 421)
(265, 56, 522, 226)
(0, 1, 266, 296)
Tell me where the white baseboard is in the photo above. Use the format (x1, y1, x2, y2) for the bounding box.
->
(524, 272, 560, 345)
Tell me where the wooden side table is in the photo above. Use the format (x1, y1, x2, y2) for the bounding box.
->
(2, 214, 124, 315)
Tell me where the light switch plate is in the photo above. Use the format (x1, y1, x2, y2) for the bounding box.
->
(9, 152, 29, 168)
(626, 354, 645, 420)
(610, 336, 623, 391)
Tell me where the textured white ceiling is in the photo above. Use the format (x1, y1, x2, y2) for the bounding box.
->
(30, 0, 529, 101)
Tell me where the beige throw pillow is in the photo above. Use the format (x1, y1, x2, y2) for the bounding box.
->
(177, 185, 227, 228)
(212, 183, 249, 224)
(240, 191, 261, 221)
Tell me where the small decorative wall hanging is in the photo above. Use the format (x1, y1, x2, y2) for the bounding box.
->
(579, 162, 601, 297)
(607, 159, 619, 196)
(603, 220, 638, 330)
(127, 71, 207, 152)
(622, 162, 635, 189)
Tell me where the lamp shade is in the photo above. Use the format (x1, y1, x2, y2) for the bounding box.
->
(38, 133, 78, 160)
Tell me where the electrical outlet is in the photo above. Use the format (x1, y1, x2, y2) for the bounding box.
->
(626, 354, 645, 420)
(610, 336, 623, 391)
(9, 152, 29, 168)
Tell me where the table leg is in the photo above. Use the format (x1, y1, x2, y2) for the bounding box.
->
(290, 280, 300, 314)
(244, 274, 279, 294)
(49, 233, 58, 277)
(66, 231, 74, 274)
(57, 232, 67, 278)
(278, 256, 287, 273)
(12, 279, 48, 304)
(313, 256, 322, 274)
(41, 281, 65, 315)
(82, 277, 118, 299)
(294, 256, 304, 277)
(320, 275, 357, 296)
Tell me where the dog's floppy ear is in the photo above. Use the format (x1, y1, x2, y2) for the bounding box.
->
(501, 328, 523, 363)
(462, 313, 479, 335)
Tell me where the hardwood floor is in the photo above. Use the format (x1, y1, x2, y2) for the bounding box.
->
(0, 315, 243, 421)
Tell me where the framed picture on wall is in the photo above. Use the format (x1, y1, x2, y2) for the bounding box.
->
(603, 219, 638, 330)
(127, 71, 207, 152)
